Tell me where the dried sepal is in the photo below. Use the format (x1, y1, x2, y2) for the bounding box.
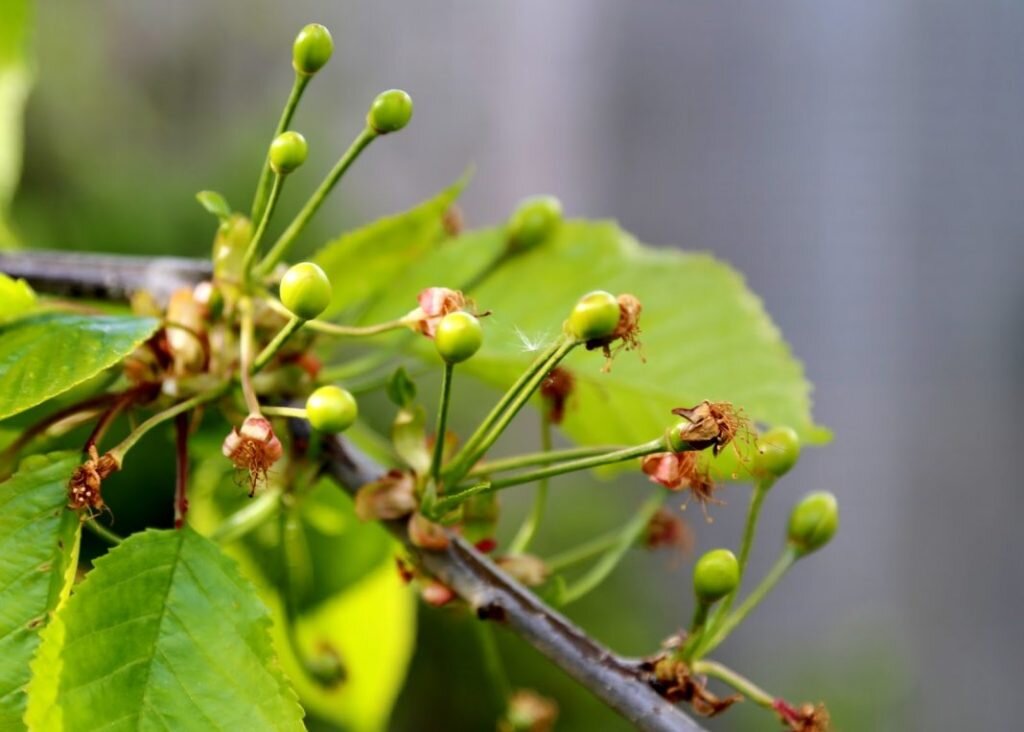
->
(643, 507, 694, 555)
(408, 512, 450, 551)
(420, 580, 456, 607)
(496, 554, 550, 587)
(539, 367, 574, 424)
(354, 470, 417, 521)
(583, 293, 644, 370)
(773, 699, 832, 732)
(68, 445, 120, 511)
(670, 401, 750, 457)
(650, 656, 741, 717)
(404, 287, 469, 338)
(499, 689, 559, 732)
(221, 414, 283, 496)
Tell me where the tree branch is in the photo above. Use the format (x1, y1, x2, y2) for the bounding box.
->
(2, 250, 705, 732)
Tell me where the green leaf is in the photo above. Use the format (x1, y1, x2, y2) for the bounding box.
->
(313, 173, 469, 319)
(0, 313, 158, 420)
(385, 366, 417, 409)
(38, 527, 303, 731)
(0, 452, 80, 729)
(196, 190, 232, 222)
(392, 406, 430, 475)
(361, 220, 830, 454)
(0, 272, 35, 323)
(0, 0, 32, 248)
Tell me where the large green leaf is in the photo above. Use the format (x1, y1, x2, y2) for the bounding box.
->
(313, 174, 468, 319)
(0, 0, 32, 247)
(33, 527, 303, 732)
(0, 313, 158, 420)
(0, 452, 80, 729)
(360, 221, 830, 454)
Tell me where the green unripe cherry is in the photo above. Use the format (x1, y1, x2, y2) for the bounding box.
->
(568, 290, 620, 342)
(754, 426, 801, 478)
(434, 311, 483, 364)
(693, 548, 740, 604)
(367, 89, 413, 134)
(269, 131, 309, 175)
(306, 385, 358, 433)
(293, 24, 334, 75)
(279, 262, 332, 320)
(787, 491, 838, 556)
(507, 195, 563, 252)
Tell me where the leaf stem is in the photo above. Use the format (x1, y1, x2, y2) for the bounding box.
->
(211, 487, 283, 544)
(238, 297, 262, 414)
(84, 518, 123, 545)
(560, 492, 666, 605)
(250, 73, 310, 223)
(256, 126, 377, 276)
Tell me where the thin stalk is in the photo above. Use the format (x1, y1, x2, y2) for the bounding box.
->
(507, 414, 552, 554)
(84, 518, 123, 546)
(173, 413, 189, 528)
(107, 384, 230, 464)
(560, 492, 666, 605)
(262, 406, 308, 420)
(705, 478, 774, 632)
(544, 530, 622, 573)
(445, 338, 576, 484)
(238, 297, 262, 414)
(242, 173, 284, 286)
(463, 439, 666, 494)
(82, 390, 136, 454)
(250, 73, 310, 222)
(696, 547, 798, 659)
(429, 363, 455, 488)
(211, 487, 282, 544)
(690, 659, 774, 708)
(469, 444, 624, 477)
(264, 296, 408, 336)
(256, 127, 377, 276)
(680, 602, 713, 661)
(253, 316, 304, 373)
(316, 350, 399, 384)
(474, 622, 512, 708)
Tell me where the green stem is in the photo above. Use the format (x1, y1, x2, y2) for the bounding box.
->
(429, 362, 454, 490)
(445, 338, 576, 484)
(84, 518, 123, 545)
(264, 297, 407, 337)
(696, 546, 798, 659)
(239, 297, 262, 414)
(211, 488, 283, 544)
(680, 601, 714, 661)
(107, 383, 230, 464)
(474, 622, 512, 708)
(242, 173, 285, 287)
(250, 73, 310, 223)
(469, 444, 622, 478)
(316, 350, 400, 384)
(507, 414, 552, 554)
(706, 478, 774, 633)
(560, 492, 666, 605)
(255, 127, 377, 276)
(253, 316, 304, 372)
(690, 659, 775, 708)
(544, 530, 622, 573)
(262, 406, 308, 420)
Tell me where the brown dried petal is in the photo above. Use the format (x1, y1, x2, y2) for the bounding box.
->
(496, 554, 550, 587)
(407, 512, 450, 551)
(354, 470, 417, 521)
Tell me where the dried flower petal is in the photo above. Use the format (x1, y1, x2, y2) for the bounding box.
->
(496, 554, 550, 587)
(222, 415, 283, 496)
(408, 512, 450, 551)
(405, 287, 468, 338)
(539, 367, 574, 424)
(354, 470, 417, 521)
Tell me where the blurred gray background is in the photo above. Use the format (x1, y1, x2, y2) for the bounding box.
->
(14, 1, 1024, 730)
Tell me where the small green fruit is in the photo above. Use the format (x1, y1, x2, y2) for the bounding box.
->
(306, 385, 358, 433)
(280, 262, 332, 320)
(568, 290, 620, 342)
(434, 311, 483, 364)
(507, 195, 563, 251)
(367, 89, 413, 134)
(787, 491, 838, 556)
(693, 548, 739, 604)
(293, 24, 334, 75)
(269, 131, 309, 175)
(754, 426, 801, 479)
